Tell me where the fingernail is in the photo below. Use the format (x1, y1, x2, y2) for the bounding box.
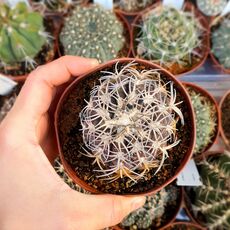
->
(131, 197, 146, 211)
(91, 59, 99, 66)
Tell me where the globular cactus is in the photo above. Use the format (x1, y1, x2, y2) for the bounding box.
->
(197, 0, 227, 16)
(0, 2, 49, 68)
(188, 153, 230, 230)
(186, 87, 217, 156)
(60, 4, 125, 63)
(80, 62, 184, 182)
(211, 16, 230, 69)
(114, 0, 154, 12)
(121, 185, 178, 229)
(136, 5, 204, 72)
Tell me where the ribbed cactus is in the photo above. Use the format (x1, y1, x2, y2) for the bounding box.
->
(188, 153, 230, 230)
(60, 4, 125, 63)
(197, 0, 227, 16)
(0, 2, 48, 68)
(114, 0, 154, 12)
(121, 185, 178, 229)
(80, 62, 184, 182)
(186, 87, 217, 156)
(136, 5, 203, 73)
(212, 16, 230, 69)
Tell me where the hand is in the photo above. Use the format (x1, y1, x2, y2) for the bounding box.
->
(0, 56, 145, 230)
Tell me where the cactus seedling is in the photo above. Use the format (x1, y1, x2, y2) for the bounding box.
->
(186, 153, 230, 230)
(197, 0, 227, 16)
(60, 4, 125, 63)
(136, 5, 205, 74)
(211, 15, 230, 70)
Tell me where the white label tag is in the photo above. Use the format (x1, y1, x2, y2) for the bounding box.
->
(94, 0, 113, 10)
(163, 0, 184, 10)
(6, 0, 29, 7)
(177, 159, 202, 186)
(0, 75, 17, 96)
(221, 1, 230, 16)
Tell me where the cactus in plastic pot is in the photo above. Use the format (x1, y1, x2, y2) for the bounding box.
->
(60, 4, 125, 63)
(135, 5, 205, 75)
(186, 153, 230, 230)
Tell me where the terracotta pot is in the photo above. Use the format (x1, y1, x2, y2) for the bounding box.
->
(131, 2, 210, 77)
(209, 15, 230, 74)
(182, 82, 220, 156)
(55, 58, 196, 195)
(160, 221, 206, 230)
(219, 89, 230, 149)
(57, 9, 132, 60)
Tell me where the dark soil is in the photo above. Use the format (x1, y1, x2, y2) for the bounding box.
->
(221, 93, 230, 144)
(164, 223, 202, 230)
(58, 62, 194, 194)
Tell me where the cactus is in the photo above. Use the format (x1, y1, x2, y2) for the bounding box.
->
(197, 0, 227, 16)
(211, 16, 230, 69)
(186, 86, 217, 156)
(60, 4, 125, 63)
(80, 61, 184, 182)
(136, 5, 204, 73)
(0, 2, 49, 69)
(187, 153, 230, 230)
(121, 185, 179, 229)
(114, 0, 154, 12)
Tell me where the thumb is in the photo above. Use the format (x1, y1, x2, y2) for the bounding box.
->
(62, 190, 146, 230)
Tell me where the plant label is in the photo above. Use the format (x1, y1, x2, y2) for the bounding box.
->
(94, 0, 113, 10)
(221, 1, 230, 16)
(0, 75, 17, 96)
(176, 159, 202, 186)
(163, 0, 184, 10)
(5, 0, 29, 7)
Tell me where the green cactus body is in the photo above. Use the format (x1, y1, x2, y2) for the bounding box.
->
(212, 15, 230, 69)
(0, 2, 47, 67)
(188, 153, 230, 230)
(114, 0, 154, 12)
(136, 5, 203, 72)
(187, 87, 217, 156)
(197, 0, 227, 16)
(60, 4, 125, 63)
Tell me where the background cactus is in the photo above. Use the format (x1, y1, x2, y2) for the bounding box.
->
(114, 0, 154, 12)
(186, 86, 217, 156)
(136, 5, 204, 73)
(80, 62, 184, 182)
(186, 152, 230, 230)
(121, 185, 179, 229)
(60, 4, 125, 63)
(211, 15, 230, 69)
(0, 2, 49, 69)
(197, 0, 228, 16)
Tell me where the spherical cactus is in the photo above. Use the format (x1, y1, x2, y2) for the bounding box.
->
(211, 15, 230, 70)
(136, 5, 204, 73)
(114, 0, 154, 12)
(80, 62, 184, 182)
(197, 0, 227, 16)
(60, 4, 125, 63)
(187, 153, 230, 230)
(0, 2, 48, 68)
(186, 86, 217, 156)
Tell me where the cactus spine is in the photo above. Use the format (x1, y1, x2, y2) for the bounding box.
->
(115, 0, 154, 12)
(60, 4, 125, 63)
(197, 0, 227, 16)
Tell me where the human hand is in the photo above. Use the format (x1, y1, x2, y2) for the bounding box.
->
(0, 56, 145, 230)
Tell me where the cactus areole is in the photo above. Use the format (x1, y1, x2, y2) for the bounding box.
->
(56, 59, 195, 194)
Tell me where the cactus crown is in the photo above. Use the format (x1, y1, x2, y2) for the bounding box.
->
(190, 153, 230, 230)
(197, 0, 227, 16)
(114, 0, 153, 12)
(212, 15, 230, 69)
(80, 62, 184, 183)
(187, 87, 217, 155)
(136, 5, 204, 70)
(60, 4, 125, 63)
(0, 2, 48, 67)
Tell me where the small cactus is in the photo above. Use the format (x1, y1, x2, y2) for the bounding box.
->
(0, 2, 49, 69)
(211, 15, 230, 70)
(80, 61, 184, 183)
(114, 0, 154, 12)
(186, 86, 217, 156)
(60, 4, 125, 63)
(197, 0, 227, 16)
(136, 5, 204, 74)
(187, 152, 230, 230)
